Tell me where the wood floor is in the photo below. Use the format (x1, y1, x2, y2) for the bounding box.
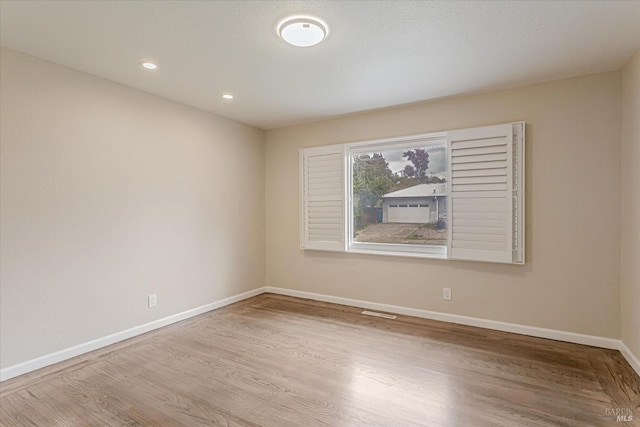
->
(1, 294, 639, 426)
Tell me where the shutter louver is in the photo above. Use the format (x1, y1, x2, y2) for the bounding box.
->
(300, 145, 346, 251)
(447, 123, 525, 264)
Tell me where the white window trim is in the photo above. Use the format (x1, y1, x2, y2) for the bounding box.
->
(348, 132, 447, 153)
(348, 243, 448, 259)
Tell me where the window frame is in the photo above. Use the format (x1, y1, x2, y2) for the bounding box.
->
(347, 132, 449, 258)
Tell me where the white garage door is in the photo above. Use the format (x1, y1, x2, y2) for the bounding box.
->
(388, 205, 430, 223)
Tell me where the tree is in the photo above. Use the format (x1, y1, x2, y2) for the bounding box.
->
(402, 164, 416, 177)
(352, 153, 394, 230)
(388, 175, 420, 193)
(426, 175, 446, 184)
(402, 149, 430, 183)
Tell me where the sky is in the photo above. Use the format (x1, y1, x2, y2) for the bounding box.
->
(381, 145, 447, 177)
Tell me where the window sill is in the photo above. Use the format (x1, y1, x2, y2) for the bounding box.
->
(347, 249, 448, 259)
(347, 244, 447, 259)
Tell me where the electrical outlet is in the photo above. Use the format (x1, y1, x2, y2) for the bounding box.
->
(148, 294, 157, 308)
(443, 288, 452, 301)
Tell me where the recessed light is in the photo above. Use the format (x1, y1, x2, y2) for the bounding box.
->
(141, 62, 157, 70)
(222, 94, 233, 100)
(278, 16, 327, 47)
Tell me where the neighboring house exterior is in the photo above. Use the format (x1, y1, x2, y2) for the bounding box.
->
(381, 183, 446, 223)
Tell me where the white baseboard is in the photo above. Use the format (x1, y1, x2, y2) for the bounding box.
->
(265, 287, 623, 349)
(265, 287, 640, 376)
(619, 341, 640, 377)
(4, 286, 638, 382)
(0, 287, 267, 382)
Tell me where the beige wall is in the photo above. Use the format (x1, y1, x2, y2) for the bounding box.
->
(621, 49, 640, 361)
(1, 44, 633, 373)
(0, 48, 265, 368)
(266, 72, 622, 339)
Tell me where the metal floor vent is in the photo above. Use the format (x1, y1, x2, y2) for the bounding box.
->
(361, 310, 397, 320)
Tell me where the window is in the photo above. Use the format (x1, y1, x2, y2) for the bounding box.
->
(300, 122, 525, 264)
(350, 135, 448, 257)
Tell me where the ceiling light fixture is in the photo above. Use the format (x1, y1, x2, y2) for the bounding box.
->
(278, 16, 327, 47)
(222, 94, 233, 100)
(141, 62, 157, 70)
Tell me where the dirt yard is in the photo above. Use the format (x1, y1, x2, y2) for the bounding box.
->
(354, 223, 446, 245)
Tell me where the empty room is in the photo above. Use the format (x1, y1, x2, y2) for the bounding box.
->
(1, 1, 639, 426)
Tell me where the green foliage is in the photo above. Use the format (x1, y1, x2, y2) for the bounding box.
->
(427, 175, 446, 183)
(389, 176, 420, 193)
(353, 153, 394, 230)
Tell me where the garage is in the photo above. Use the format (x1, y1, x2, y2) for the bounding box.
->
(387, 204, 430, 223)
(382, 183, 447, 224)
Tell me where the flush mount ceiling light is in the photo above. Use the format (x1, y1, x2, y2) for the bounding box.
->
(141, 62, 157, 70)
(278, 16, 327, 47)
(222, 93, 234, 100)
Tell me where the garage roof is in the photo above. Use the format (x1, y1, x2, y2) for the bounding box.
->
(383, 184, 446, 198)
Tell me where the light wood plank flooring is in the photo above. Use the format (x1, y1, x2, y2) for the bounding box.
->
(1, 293, 639, 426)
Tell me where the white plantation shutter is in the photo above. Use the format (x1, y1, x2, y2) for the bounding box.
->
(447, 123, 525, 264)
(300, 145, 347, 251)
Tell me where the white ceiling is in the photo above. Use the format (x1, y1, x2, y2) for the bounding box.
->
(1, 1, 639, 130)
